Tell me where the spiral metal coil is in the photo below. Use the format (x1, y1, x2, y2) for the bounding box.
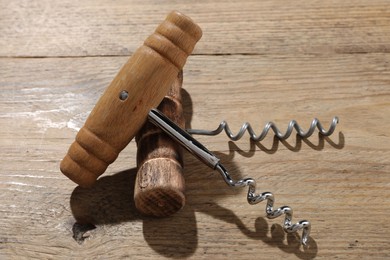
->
(215, 163, 310, 245)
(148, 109, 311, 245)
(187, 117, 339, 141)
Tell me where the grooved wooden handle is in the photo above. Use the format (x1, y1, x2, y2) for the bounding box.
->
(134, 71, 185, 217)
(60, 11, 202, 187)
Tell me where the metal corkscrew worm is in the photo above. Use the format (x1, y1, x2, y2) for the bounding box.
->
(147, 109, 335, 246)
(187, 117, 339, 141)
(215, 163, 311, 245)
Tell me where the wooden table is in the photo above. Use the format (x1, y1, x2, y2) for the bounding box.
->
(1, 1, 389, 259)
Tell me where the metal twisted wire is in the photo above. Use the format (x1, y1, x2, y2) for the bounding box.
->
(215, 163, 311, 245)
(187, 117, 339, 141)
(148, 109, 313, 246)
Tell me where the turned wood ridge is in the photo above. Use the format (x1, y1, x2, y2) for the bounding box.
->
(60, 11, 202, 188)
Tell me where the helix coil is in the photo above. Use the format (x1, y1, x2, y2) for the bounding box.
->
(215, 163, 311, 245)
(187, 117, 339, 141)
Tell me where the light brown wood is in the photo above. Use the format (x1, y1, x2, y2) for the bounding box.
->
(1, 0, 390, 57)
(1, 1, 390, 259)
(135, 70, 186, 217)
(60, 11, 202, 187)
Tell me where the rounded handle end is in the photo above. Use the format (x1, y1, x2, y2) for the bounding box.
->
(60, 127, 118, 187)
(60, 154, 99, 188)
(134, 158, 185, 217)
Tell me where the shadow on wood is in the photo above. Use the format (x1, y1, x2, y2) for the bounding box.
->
(142, 207, 198, 258)
(217, 132, 345, 159)
(195, 203, 318, 260)
(70, 169, 140, 225)
(69, 168, 198, 258)
(69, 156, 315, 258)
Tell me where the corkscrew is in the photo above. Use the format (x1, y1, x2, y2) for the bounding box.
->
(60, 10, 339, 248)
(187, 117, 339, 141)
(148, 109, 315, 245)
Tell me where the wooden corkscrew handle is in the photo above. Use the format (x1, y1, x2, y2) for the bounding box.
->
(60, 11, 202, 187)
(134, 70, 185, 217)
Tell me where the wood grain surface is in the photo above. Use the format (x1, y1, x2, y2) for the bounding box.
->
(1, 1, 389, 259)
(135, 70, 186, 217)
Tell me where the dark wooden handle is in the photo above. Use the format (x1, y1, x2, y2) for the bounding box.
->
(60, 11, 202, 187)
(134, 70, 185, 217)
